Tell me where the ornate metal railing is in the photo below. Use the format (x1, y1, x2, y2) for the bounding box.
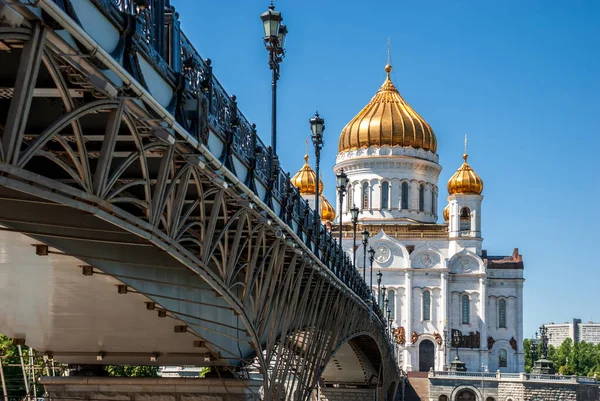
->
(70, 0, 396, 352)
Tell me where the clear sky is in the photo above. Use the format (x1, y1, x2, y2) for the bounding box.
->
(172, 0, 600, 338)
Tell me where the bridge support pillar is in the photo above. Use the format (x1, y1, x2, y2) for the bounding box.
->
(41, 377, 261, 401)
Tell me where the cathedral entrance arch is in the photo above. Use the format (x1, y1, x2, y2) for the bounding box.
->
(418, 340, 435, 371)
(455, 389, 476, 401)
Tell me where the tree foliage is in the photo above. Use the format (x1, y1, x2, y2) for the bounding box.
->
(524, 337, 600, 377)
(106, 365, 159, 377)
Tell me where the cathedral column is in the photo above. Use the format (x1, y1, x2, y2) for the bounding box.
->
(410, 181, 419, 211)
(405, 271, 412, 340)
(479, 276, 488, 369)
(441, 272, 448, 370)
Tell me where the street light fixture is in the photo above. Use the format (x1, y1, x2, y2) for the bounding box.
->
(361, 229, 369, 281)
(336, 169, 349, 274)
(350, 205, 359, 269)
(310, 111, 325, 249)
(368, 247, 375, 296)
(377, 272, 383, 307)
(260, 3, 287, 193)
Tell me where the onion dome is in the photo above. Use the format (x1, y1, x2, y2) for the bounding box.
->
(321, 196, 336, 223)
(338, 64, 437, 154)
(443, 204, 450, 221)
(447, 154, 484, 195)
(291, 154, 323, 195)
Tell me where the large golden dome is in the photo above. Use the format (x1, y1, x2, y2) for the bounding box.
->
(447, 154, 484, 195)
(321, 196, 336, 223)
(338, 64, 437, 154)
(291, 155, 323, 195)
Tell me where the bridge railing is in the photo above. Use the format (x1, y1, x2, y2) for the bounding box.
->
(76, 0, 395, 344)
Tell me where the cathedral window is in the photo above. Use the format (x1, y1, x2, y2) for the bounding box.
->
(499, 299, 507, 328)
(462, 294, 470, 324)
(388, 289, 395, 321)
(381, 182, 389, 209)
(460, 207, 471, 231)
(419, 184, 425, 211)
(499, 349, 507, 367)
(362, 183, 369, 210)
(423, 290, 431, 321)
(401, 182, 409, 210)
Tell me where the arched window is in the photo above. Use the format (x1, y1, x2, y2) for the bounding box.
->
(381, 182, 389, 209)
(423, 290, 431, 321)
(485, 398, 496, 401)
(456, 389, 476, 401)
(401, 182, 409, 210)
(462, 294, 470, 324)
(460, 207, 471, 231)
(499, 349, 508, 367)
(499, 299, 507, 328)
(388, 289, 395, 321)
(418, 184, 425, 211)
(362, 183, 369, 210)
(439, 396, 449, 401)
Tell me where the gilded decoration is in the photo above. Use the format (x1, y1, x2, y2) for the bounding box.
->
(434, 331, 443, 346)
(395, 326, 406, 346)
(411, 331, 419, 344)
(321, 196, 336, 223)
(338, 64, 437, 154)
(291, 154, 323, 195)
(443, 204, 450, 221)
(447, 154, 484, 195)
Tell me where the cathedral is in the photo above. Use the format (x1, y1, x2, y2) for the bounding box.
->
(292, 63, 524, 373)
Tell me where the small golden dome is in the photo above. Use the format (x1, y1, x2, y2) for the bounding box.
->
(447, 154, 484, 195)
(338, 64, 437, 154)
(443, 204, 450, 221)
(291, 154, 323, 195)
(321, 196, 336, 223)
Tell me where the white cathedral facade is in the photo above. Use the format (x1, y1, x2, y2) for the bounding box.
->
(293, 64, 524, 373)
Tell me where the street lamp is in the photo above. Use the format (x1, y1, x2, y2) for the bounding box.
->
(361, 230, 369, 281)
(350, 205, 359, 269)
(368, 247, 375, 295)
(260, 3, 287, 186)
(336, 169, 349, 272)
(310, 111, 325, 235)
(377, 272, 383, 307)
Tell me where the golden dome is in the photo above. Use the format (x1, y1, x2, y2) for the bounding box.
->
(321, 196, 336, 223)
(338, 64, 437, 154)
(443, 204, 450, 221)
(447, 154, 484, 195)
(291, 154, 323, 195)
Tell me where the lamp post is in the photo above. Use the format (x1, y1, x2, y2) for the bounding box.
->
(361, 230, 369, 281)
(260, 3, 287, 195)
(377, 271, 383, 307)
(350, 205, 359, 269)
(368, 247, 375, 295)
(336, 169, 349, 276)
(310, 112, 325, 243)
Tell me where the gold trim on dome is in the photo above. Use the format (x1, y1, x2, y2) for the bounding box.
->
(443, 204, 450, 221)
(321, 196, 336, 223)
(338, 64, 437, 154)
(291, 154, 323, 195)
(447, 154, 484, 195)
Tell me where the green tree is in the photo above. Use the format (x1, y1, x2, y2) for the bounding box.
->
(106, 366, 159, 377)
(0, 334, 46, 399)
(523, 338, 533, 373)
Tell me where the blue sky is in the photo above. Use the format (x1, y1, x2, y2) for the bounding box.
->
(173, 0, 600, 338)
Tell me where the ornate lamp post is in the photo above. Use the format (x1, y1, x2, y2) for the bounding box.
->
(350, 205, 359, 269)
(260, 3, 287, 157)
(368, 247, 375, 295)
(361, 230, 369, 280)
(336, 169, 349, 274)
(310, 112, 325, 233)
(377, 271, 383, 307)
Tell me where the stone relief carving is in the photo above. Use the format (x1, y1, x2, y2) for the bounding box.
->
(510, 337, 518, 351)
(421, 253, 433, 267)
(460, 258, 472, 272)
(434, 331, 443, 346)
(394, 326, 406, 346)
(375, 245, 391, 264)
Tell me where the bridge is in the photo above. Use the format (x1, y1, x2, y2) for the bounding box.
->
(0, 0, 401, 400)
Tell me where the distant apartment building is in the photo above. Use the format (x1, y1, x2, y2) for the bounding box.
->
(544, 318, 600, 347)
